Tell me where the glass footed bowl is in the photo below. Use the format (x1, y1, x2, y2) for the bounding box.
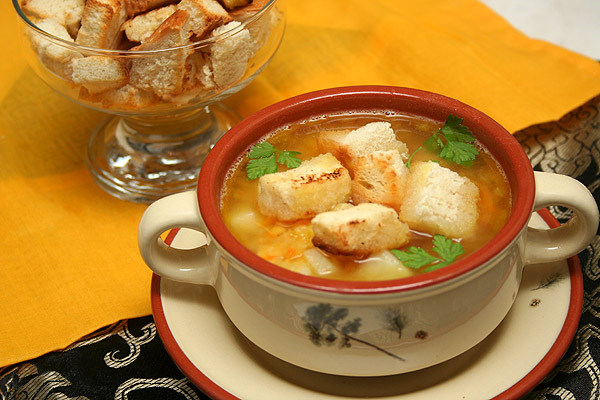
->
(12, 0, 286, 202)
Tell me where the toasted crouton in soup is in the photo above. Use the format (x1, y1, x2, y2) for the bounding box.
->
(318, 122, 409, 172)
(400, 161, 480, 238)
(351, 150, 409, 211)
(311, 203, 411, 257)
(257, 153, 352, 221)
(76, 0, 128, 49)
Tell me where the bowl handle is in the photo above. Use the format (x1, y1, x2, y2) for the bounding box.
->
(138, 190, 215, 284)
(524, 171, 599, 264)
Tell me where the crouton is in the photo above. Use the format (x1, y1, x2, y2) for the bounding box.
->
(129, 9, 193, 98)
(209, 21, 254, 88)
(351, 150, 409, 211)
(229, 0, 282, 51)
(22, 0, 85, 38)
(76, 0, 128, 49)
(217, 0, 252, 11)
(79, 84, 160, 109)
(318, 122, 408, 161)
(177, 0, 232, 39)
(71, 56, 128, 93)
(399, 161, 480, 238)
(317, 122, 409, 173)
(257, 153, 352, 221)
(121, 4, 177, 42)
(124, 0, 178, 17)
(166, 51, 215, 104)
(29, 18, 82, 79)
(311, 203, 411, 257)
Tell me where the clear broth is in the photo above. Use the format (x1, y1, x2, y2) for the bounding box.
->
(220, 112, 511, 281)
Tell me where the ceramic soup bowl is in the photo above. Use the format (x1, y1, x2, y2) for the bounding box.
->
(138, 86, 599, 376)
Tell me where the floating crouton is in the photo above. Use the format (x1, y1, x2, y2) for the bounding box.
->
(76, 0, 128, 49)
(129, 9, 193, 99)
(121, 4, 177, 42)
(209, 21, 254, 88)
(29, 18, 82, 79)
(351, 150, 409, 211)
(178, 0, 232, 39)
(257, 153, 351, 221)
(22, 0, 85, 38)
(71, 56, 128, 93)
(318, 122, 409, 167)
(399, 161, 480, 238)
(311, 203, 411, 257)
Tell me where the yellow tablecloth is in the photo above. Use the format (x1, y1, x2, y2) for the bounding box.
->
(1, 0, 599, 367)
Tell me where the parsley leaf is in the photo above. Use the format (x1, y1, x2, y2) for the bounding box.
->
(391, 247, 438, 269)
(278, 151, 302, 168)
(245, 142, 302, 180)
(391, 235, 465, 272)
(248, 142, 276, 158)
(246, 153, 278, 180)
(439, 141, 479, 166)
(439, 114, 475, 143)
(425, 115, 479, 166)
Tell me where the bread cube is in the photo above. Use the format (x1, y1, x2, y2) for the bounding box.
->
(121, 4, 177, 42)
(399, 161, 480, 238)
(76, 0, 128, 49)
(72, 56, 128, 93)
(178, 0, 232, 39)
(351, 150, 409, 211)
(22, 0, 85, 37)
(209, 21, 254, 88)
(311, 203, 411, 257)
(129, 10, 193, 98)
(29, 18, 82, 79)
(79, 84, 159, 110)
(165, 51, 216, 104)
(317, 122, 409, 171)
(257, 153, 351, 221)
(124, 0, 178, 17)
(217, 0, 252, 11)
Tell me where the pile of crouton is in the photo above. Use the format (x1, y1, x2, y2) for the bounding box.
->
(21, 0, 280, 110)
(256, 122, 481, 258)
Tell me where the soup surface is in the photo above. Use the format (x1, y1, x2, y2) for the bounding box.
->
(220, 112, 511, 281)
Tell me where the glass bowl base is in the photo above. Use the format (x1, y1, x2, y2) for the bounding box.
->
(87, 103, 240, 203)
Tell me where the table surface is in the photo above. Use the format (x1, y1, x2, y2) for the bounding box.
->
(2, 0, 600, 399)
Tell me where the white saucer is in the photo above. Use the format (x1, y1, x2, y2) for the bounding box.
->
(152, 210, 582, 400)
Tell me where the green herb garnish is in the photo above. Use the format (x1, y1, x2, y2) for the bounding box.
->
(405, 146, 422, 169)
(246, 142, 302, 180)
(391, 235, 465, 272)
(423, 115, 479, 166)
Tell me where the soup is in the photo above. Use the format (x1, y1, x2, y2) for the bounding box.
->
(220, 112, 511, 281)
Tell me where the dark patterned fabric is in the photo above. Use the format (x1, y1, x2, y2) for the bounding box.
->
(1, 95, 599, 400)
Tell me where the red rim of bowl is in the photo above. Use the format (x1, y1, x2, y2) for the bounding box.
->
(151, 208, 583, 400)
(197, 85, 535, 294)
